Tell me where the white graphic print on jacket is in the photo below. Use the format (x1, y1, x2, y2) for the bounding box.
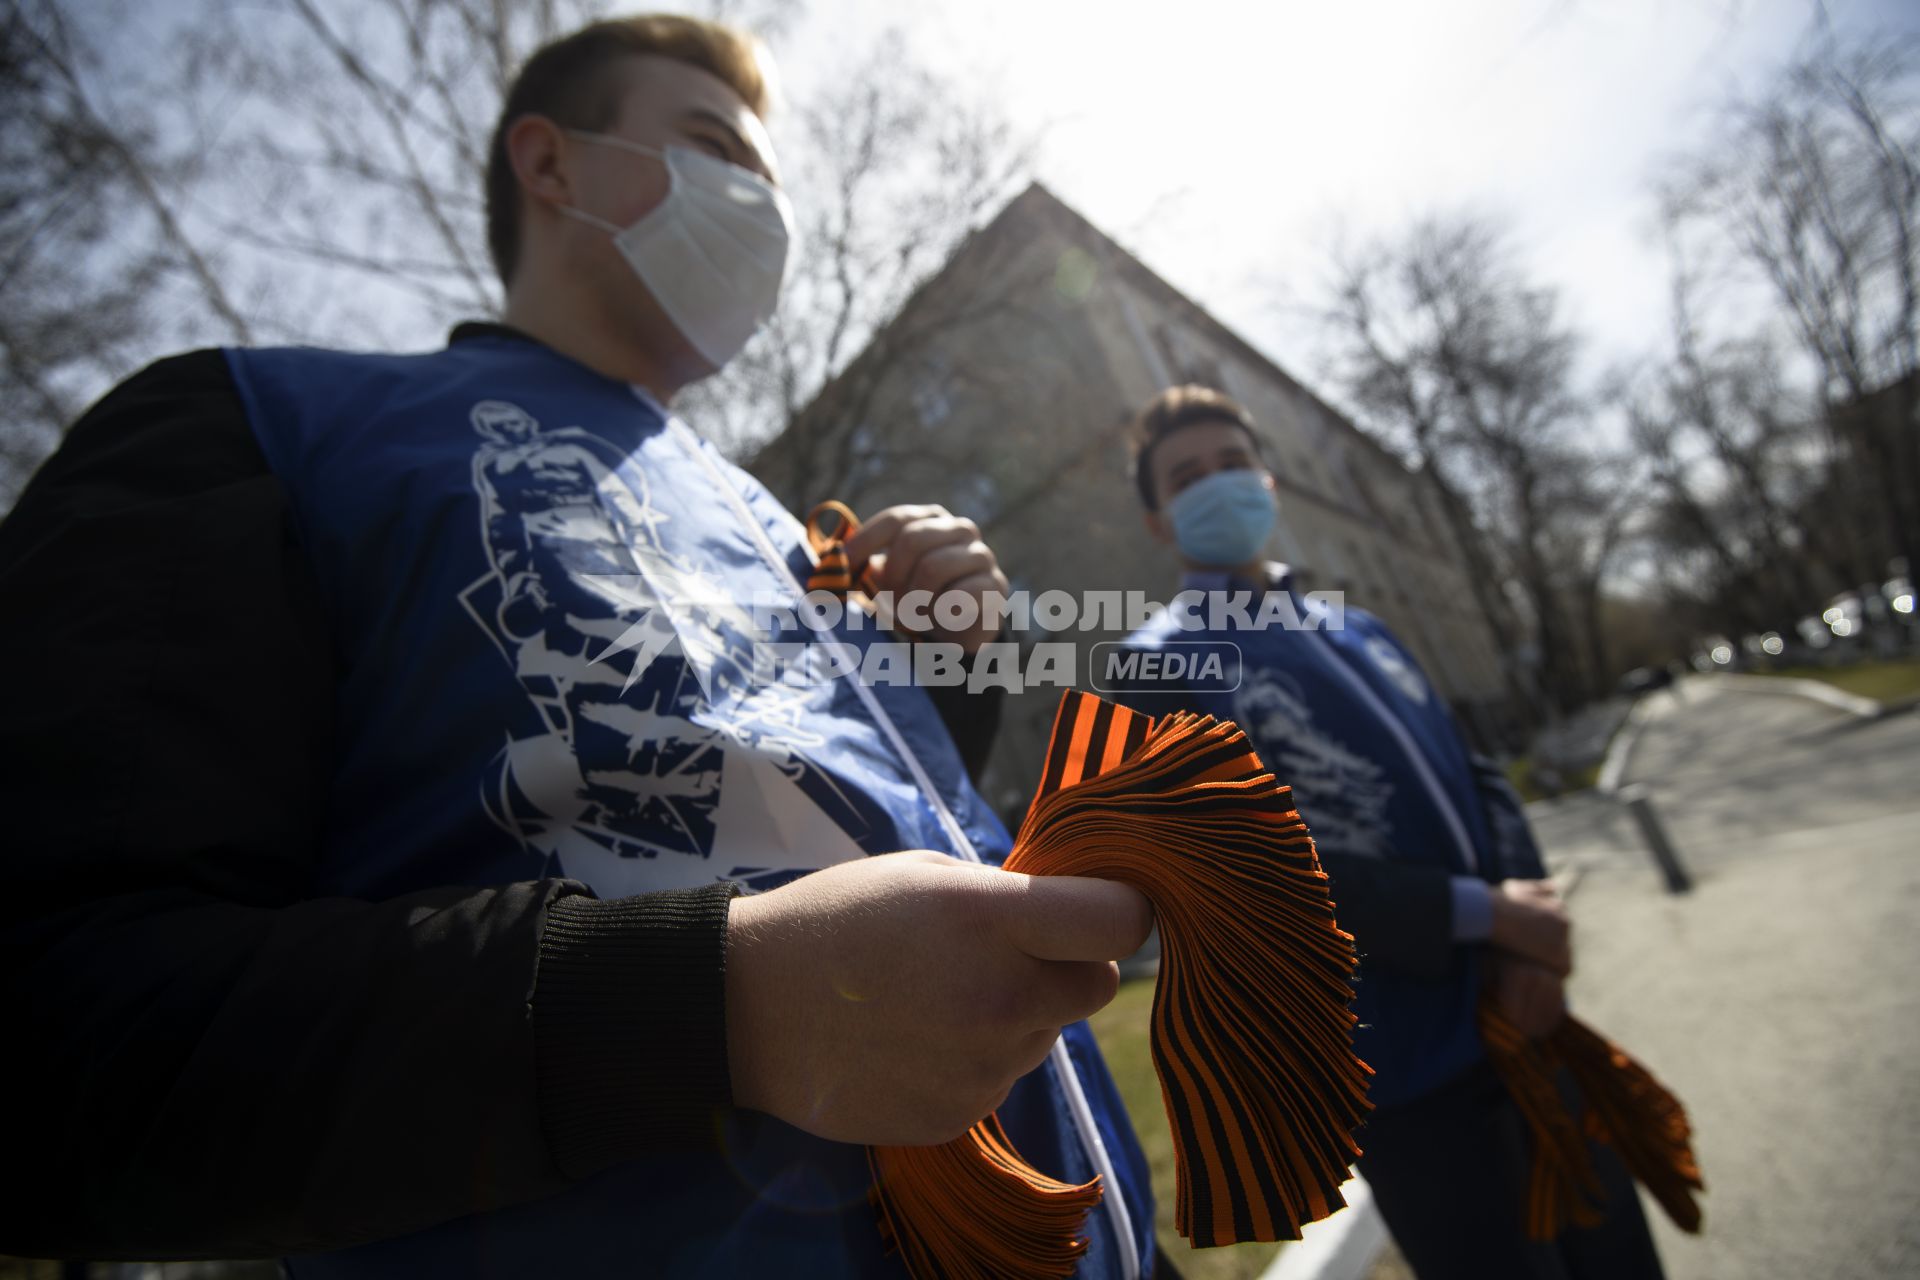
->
(457, 399, 867, 896)
(1231, 667, 1396, 858)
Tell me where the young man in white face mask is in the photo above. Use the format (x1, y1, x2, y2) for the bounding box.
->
(1108, 386, 1667, 1280)
(0, 15, 1160, 1278)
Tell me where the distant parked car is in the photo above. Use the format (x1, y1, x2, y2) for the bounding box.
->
(1617, 665, 1675, 696)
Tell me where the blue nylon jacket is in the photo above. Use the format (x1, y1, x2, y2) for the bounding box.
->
(1110, 566, 1542, 1108)
(221, 332, 1155, 1279)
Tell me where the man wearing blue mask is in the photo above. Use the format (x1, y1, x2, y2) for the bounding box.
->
(0, 14, 1161, 1278)
(1109, 386, 1667, 1280)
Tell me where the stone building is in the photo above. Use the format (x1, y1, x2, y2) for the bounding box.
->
(751, 183, 1513, 815)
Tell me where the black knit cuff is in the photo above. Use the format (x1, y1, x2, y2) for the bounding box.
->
(532, 882, 742, 1178)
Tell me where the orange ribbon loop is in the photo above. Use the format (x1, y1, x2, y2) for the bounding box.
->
(805, 500, 879, 600)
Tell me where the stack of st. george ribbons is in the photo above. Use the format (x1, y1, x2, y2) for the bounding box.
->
(865, 688, 1375, 1280)
(806, 499, 1700, 1270)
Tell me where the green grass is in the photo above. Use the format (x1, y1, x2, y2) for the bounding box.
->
(1085, 977, 1286, 1280)
(1757, 657, 1920, 704)
(1503, 757, 1604, 804)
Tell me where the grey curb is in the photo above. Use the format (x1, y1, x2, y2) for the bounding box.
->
(1711, 671, 1882, 718)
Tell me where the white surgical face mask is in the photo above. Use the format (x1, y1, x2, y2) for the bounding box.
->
(558, 131, 793, 370)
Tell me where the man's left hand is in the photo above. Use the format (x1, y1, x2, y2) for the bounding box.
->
(844, 504, 1009, 654)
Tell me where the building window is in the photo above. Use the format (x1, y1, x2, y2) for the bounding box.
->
(1155, 322, 1225, 391)
(956, 471, 1002, 523)
(912, 355, 955, 428)
(912, 380, 952, 428)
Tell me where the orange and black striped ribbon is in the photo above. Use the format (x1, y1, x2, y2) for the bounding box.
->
(1479, 1001, 1705, 1240)
(1031, 692, 1156, 798)
(805, 500, 880, 601)
(868, 690, 1373, 1277)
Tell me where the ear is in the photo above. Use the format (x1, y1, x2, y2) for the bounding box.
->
(507, 116, 576, 214)
(1143, 508, 1174, 546)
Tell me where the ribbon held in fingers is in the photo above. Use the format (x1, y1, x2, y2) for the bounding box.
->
(1479, 1001, 1705, 1240)
(805, 500, 880, 604)
(868, 690, 1373, 1278)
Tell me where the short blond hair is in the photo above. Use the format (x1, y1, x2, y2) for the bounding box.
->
(484, 14, 776, 284)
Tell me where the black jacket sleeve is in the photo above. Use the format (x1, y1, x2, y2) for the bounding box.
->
(0, 352, 738, 1261)
(924, 643, 1006, 784)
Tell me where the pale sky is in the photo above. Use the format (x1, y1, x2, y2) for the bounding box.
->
(776, 0, 1920, 395)
(62, 0, 1920, 425)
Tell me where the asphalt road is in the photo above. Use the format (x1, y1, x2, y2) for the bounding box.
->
(1530, 677, 1920, 880)
(1526, 679, 1920, 1280)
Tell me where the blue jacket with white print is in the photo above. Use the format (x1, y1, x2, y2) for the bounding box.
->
(1110, 564, 1545, 1108)
(217, 331, 1156, 1279)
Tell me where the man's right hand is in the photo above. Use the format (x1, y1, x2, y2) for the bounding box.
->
(1488, 877, 1572, 976)
(1487, 954, 1567, 1039)
(724, 851, 1154, 1147)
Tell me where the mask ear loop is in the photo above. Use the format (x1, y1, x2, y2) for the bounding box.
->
(563, 128, 667, 163)
(573, 126, 790, 233)
(554, 203, 623, 236)
(554, 130, 672, 236)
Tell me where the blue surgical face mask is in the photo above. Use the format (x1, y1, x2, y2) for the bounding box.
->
(1165, 468, 1277, 566)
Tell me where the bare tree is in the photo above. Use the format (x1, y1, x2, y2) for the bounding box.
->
(1320, 213, 1600, 716)
(1618, 244, 1846, 641)
(1666, 30, 1920, 590)
(1537, 446, 1641, 701)
(699, 30, 1039, 471)
(186, 0, 647, 345)
(1, 0, 1034, 517)
(188, 0, 1030, 468)
(0, 0, 252, 507)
